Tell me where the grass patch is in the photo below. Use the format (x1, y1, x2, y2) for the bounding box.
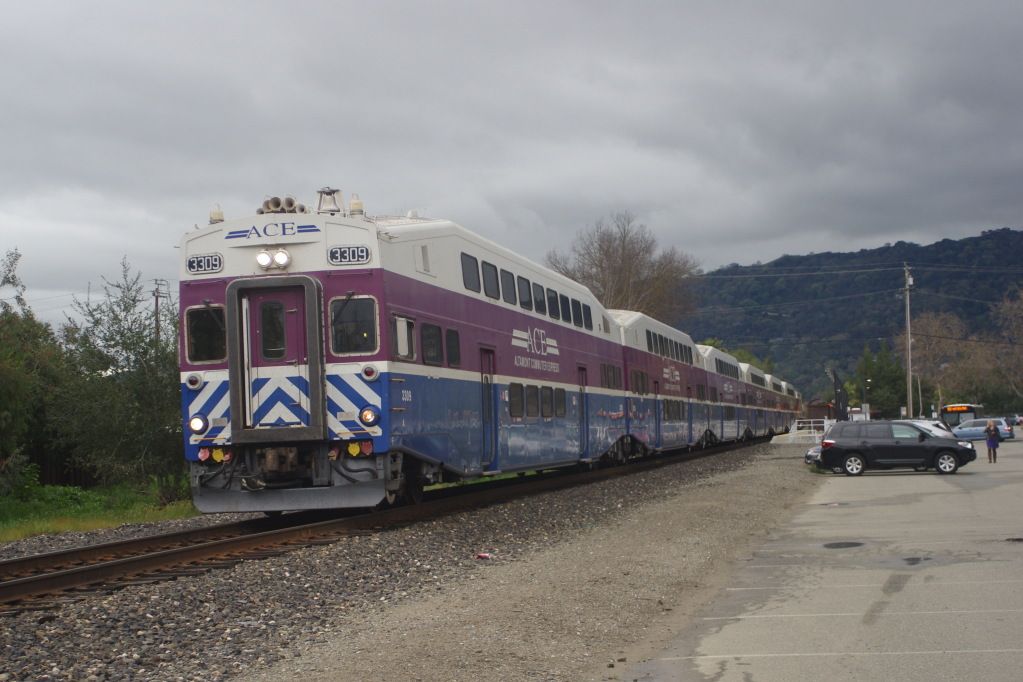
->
(0, 483, 198, 543)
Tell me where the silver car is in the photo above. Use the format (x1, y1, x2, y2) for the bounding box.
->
(952, 418, 1014, 441)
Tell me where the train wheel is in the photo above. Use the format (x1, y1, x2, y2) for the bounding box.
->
(403, 474, 425, 505)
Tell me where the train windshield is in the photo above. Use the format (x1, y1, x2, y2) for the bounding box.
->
(185, 306, 227, 363)
(330, 296, 378, 354)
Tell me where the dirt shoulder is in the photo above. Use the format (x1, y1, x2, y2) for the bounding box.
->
(241, 446, 819, 682)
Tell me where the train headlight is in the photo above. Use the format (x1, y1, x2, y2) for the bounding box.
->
(188, 414, 210, 434)
(358, 405, 380, 427)
(256, 250, 273, 269)
(272, 249, 291, 268)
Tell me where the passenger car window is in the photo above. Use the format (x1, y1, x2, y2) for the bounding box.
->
(892, 424, 920, 440)
(546, 289, 560, 320)
(421, 324, 443, 366)
(481, 262, 500, 299)
(517, 276, 533, 310)
(865, 424, 892, 439)
(532, 283, 547, 315)
(445, 329, 461, 367)
(500, 269, 516, 304)
(835, 424, 861, 438)
(460, 253, 480, 292)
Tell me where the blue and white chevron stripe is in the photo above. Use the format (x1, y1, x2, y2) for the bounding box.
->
(182, 371, 231, 445)
(326, 368, 382, 439)
(248, 370, 311, 427)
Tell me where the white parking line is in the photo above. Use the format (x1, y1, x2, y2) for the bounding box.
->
(660, 648, 1023, 661)
(703, 608, 1023, 620)
(726, 579, 1023, 591)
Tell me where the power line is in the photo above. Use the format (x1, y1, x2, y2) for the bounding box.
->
(695, 262, 1023, 280)
(688, 287, 904, 314)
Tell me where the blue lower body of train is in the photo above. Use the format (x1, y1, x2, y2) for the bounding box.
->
(186, 368, 794, 513)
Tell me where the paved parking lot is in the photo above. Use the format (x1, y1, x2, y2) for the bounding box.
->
(624, 439, 1023, 681)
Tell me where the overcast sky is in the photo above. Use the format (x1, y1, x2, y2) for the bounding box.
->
(2, 1, 1022, 323)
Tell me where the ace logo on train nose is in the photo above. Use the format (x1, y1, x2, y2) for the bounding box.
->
(225, 223, 321, 240)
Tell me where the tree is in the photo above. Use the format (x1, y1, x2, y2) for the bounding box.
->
(546, 211, 701, 321)
(53, 259, 181, 484)
(854, 342, 906, 418)
(995, 291, 1023, 401)
(0, 250, 66, 493)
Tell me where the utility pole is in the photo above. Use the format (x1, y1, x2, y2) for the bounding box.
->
(904, 263, 913, 418)
(153, 279, 169, 348)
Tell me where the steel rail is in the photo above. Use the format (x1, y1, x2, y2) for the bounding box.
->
(0, 437, 763, 610)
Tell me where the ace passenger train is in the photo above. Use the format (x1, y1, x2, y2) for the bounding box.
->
(179, 188, 802, 513)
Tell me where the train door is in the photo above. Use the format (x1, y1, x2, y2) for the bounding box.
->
(653, 380, 662, 449)
(226, 277, 324, 443)
(577, 366, 588, 456)
(480, 348, 497, 470)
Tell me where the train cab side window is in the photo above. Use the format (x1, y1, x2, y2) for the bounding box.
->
(461, 253, 481, 292)
(500, 269, 517, 305)
(554, 388, 566, 417)
(481, 261, 500, 299)
(582, 304, 593, 330)
(559, 294, 571, 324)
(391, 316, 415, 360)
(445, 329, 461, 367)
(546, 288, 560, 320)
(186, 307, 227, 363)
(421, 323, 443, 366)
(541, 386, 554, 418)
(330, 297, 378, 355)
(646, 330, 654, 353)
(532, 283, 547, 315)
(517, 276, 533, 311)
(509, 383, 524, 418)
(260, 301, 286, 360)
(525, 385, 540, 417)
(570, 299, 583, 327)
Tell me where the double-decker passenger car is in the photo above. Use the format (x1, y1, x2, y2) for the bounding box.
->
(179, 188, 802, 513)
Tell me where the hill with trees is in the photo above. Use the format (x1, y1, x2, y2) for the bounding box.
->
(677, 228, 1023, 412)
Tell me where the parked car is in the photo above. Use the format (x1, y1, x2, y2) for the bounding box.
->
(952, 418, 1014, 441)
(804, 445, 821, 465)
(901, 420, 954, 437)
(820, 420, 976, 475)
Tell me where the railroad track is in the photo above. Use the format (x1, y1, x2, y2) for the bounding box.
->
(0, 438, 762, 614)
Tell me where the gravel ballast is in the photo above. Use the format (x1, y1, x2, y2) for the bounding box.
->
(0, 443, 818, 681)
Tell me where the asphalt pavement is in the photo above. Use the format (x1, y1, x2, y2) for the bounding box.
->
(623, 438, 1023, 681)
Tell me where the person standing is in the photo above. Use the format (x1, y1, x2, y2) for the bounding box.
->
(983, 420, 1001, 463)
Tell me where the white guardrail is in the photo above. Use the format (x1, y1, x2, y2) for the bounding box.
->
(770, 418, 837, 445)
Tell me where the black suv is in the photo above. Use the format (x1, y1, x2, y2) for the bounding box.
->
(821, 420, 976, 475)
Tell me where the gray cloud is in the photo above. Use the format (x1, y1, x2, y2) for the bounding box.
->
(2, 1, 1022, 323)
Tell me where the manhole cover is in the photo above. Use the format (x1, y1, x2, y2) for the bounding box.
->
(824, 541, 863, 549)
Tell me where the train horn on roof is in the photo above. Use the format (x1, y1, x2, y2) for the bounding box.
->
(263, 196, 283, 213)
